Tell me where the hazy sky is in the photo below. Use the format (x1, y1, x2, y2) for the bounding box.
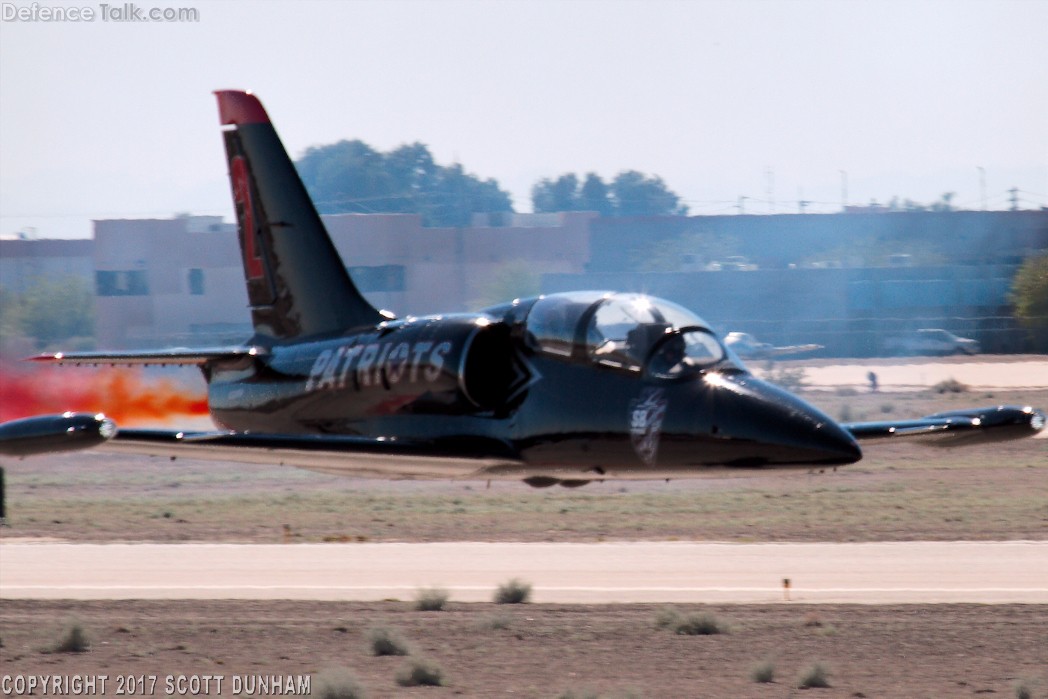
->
(2, 0, 1046, 238)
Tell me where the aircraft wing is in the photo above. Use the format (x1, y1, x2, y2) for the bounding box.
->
(30, 346, 267, 366)
(843, 405, 1046, 447)
(94, 428, 525, 480)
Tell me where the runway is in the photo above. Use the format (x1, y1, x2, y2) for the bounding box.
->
(2, 540, 1046, 604)
(768, 358, 1048, 392)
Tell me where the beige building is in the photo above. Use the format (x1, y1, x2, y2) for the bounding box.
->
(323, 212, 593, 315)
(92, 212, 593, 348)
(93, 215, 248, 348)
(0, 238, 93, 294)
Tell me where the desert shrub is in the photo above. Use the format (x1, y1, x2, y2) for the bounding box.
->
(800, 616, 825, 632)
(654, 607, 725, 635)
(313, 668, 367, 699)
(933, 377, 968, 393)
(414, 586, 449, 611)
(52, 620, 89, 653)
(1013, 679, 1033, 699)
(673, 612, 725, 635)
(366, 627, 410, 656)
(394, 657, 445, 687)
(880, 402, 895, 413)
(797, 662, 831, 689)
(494, 578, 532, 604)
(653, 605, 680, 629)
(557, 691, 599, 699)
(750, 660, 775, 683)
(559, 690, 640, 699)
(481, 613, 511, 630)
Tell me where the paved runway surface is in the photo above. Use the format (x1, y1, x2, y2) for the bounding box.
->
(787, 359, 1048, 392)
(2, 541, 1046, 604)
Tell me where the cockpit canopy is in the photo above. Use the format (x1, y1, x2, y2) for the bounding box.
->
(523, 292, 731, 376)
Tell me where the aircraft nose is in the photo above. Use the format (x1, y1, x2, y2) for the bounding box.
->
(704, 371, 862, 466)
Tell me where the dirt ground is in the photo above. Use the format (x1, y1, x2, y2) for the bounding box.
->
(1, 600, 1046, 698)
(2, 447, 1047, 544)
(1, 362, 1047, 697)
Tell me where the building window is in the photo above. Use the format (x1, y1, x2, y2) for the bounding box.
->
(347, 265, 405, 292)
(188, 268, 205, 295)
(96, 270, 149, 296)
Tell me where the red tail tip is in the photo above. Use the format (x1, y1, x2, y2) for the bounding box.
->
(214, 90, 270, 126)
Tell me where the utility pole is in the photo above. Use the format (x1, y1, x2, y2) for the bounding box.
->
(1009, 187, 1019, 211)
(977, 166, 986, 210)
(839, 170, 848, 211)
(765, 168, 775, 214)
(737, 195, 748, 214)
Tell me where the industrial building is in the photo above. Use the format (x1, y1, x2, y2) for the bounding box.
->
(2, 209, 1045, 355)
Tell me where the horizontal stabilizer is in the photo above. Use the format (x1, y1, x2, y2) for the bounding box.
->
(29, 346, 267, 367)
(844, 405, 1045, 447)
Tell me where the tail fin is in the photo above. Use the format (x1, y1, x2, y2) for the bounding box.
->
(214, 90, 385, 342)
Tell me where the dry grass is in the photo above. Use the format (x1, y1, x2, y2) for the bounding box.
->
(749, 659, 775, 684)
(932, 377, 969, 393)
(797, 662, 831, 689)
(365, 627, 410, 656)
(394, 657, 445, 687)
(414, 586, 449, 611)
(313, 668, 367, 699)
(654, 607, 726, 635)
(4, 601, 1046, 698)
(49, 620, 89, 654)
(493, 578, 532, 604)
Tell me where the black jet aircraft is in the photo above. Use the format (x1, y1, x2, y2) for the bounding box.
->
(15, 91, 1045, 486)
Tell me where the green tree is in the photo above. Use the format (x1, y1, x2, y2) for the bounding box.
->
(385, 143, 437, 197)
(929, 192, 956, 212)
(531, 173, 580, 213)
(531, 170, 685, 217)
(296, 140, 513, 227)
(0, 287, 25, 345)
(578, 172, 613, 216)
(611, 170, 688, 216)
(297, 139, 394, 213)
(12, 277, 95, 349)
(1011, 254, 1048, 349)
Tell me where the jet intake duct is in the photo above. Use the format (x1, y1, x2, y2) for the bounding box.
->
(460, 322, 520, 411)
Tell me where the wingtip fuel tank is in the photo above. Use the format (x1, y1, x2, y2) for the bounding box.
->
(0, 412, 117, 457)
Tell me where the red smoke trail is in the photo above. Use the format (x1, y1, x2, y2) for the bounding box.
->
(0, 362, 208, 425)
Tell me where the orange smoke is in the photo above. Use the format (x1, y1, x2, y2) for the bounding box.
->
(0, 362, 209, 425)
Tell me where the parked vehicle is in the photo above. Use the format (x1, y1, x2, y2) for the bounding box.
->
(884, 328, 980, 356)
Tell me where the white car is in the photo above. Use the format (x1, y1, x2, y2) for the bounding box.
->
(884, 329, 980, 356)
